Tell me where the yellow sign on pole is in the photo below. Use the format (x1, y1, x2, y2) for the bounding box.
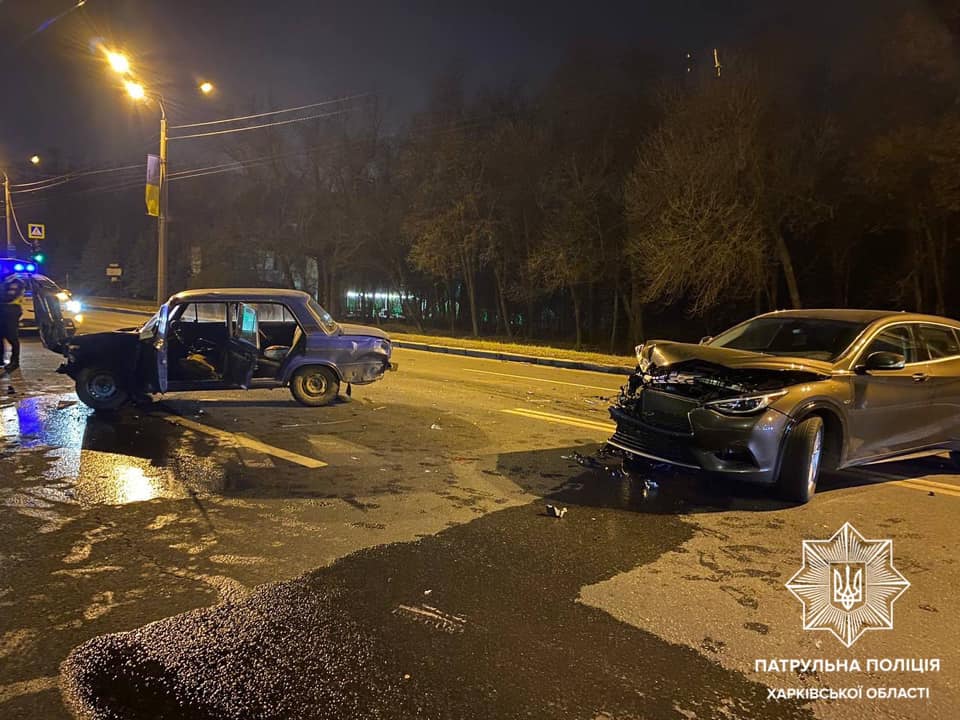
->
(27, 223, 45, 240)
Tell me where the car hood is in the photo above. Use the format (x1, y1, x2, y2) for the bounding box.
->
(338, 323, 389, 340)
(68, 329, 139, 346)
(640, 340, 834, 376)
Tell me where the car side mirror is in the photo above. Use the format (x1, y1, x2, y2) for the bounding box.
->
(861, 351, 906, 372)
(699, 335, 713, 345)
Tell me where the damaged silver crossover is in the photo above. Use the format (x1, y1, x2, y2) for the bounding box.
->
(608, 309, 960, 503)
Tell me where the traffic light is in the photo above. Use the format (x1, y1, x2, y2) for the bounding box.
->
(32, 252, 45, 264)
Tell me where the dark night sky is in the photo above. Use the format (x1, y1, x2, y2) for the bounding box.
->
(0, 0, 901, 172)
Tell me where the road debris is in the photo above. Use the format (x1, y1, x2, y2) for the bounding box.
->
(546, 504, 567, 519)
(56, 399, 78, 410)
(430, 422, 442, 430)
(393, 603, 466, 633)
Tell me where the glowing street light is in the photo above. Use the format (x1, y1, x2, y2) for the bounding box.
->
(105, 48, 216, 303)
(106, 51, 130, 75)
(30, 155, 40, 165)
(124, 80, 146, 101)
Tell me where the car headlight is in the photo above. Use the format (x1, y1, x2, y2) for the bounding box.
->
(65, 300, 82, 314)
(705, 390, 787, 416)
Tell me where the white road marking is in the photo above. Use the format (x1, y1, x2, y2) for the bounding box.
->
(501, 407, 614, 433)
(464, 367, 620, 393)
(161, 415, 327, 468)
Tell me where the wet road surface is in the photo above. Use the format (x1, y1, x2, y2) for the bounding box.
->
(60, 473, 812, 720)
(2, 315, 959, 719)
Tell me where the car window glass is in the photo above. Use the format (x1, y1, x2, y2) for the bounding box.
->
(307, 298, 339, 334)
(247, 303, 296, 324)
(917, 324, 960, 360)
(233, 303, 259, 345)
(179, 302, 227, 323)
(709, 318, 865, 361)
(864, 326, 920, 364)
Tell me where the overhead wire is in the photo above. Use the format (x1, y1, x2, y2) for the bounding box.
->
(6, 109, 513, 210)
(169, 107, 357, 140)
(6, 194, 34, 249)
(169, 93, 370, 130)
(9, 163, 145, 190)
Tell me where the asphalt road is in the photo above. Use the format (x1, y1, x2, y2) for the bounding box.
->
(1, 309, 958, 719)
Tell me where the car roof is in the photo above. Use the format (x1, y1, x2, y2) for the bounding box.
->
(757, 308, 960, 327)
(169, 288, 312, 303)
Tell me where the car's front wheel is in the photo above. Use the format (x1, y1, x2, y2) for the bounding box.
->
(777, 416, 824, 504)
(75, 367, 129, 411)
(289, 366, 339, 407)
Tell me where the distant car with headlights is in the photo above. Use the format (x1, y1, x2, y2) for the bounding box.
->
(32, 287, 395, 411)
(0, 258, 83, 334)
(608, 310, 960, 503)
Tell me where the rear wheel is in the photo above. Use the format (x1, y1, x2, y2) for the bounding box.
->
(289, 366, 339, 407)
(777, 416, 824, 504)
(75, 367, 128, 411)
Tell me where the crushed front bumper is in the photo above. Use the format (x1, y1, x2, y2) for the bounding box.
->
(607, 401, 791, 484)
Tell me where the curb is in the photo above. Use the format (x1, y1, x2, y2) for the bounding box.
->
(84, 299, 633, 375)
(391, 340, 633, 375)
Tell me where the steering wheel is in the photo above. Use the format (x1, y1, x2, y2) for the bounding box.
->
(171, 322, 189, 349)
(190, 337, 218, 355)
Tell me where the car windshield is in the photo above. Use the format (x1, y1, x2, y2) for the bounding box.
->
(306, 298, 339, 334)
(140, 310, 160, 335)
(708, 317, 867, 361)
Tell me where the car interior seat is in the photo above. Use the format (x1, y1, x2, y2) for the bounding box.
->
(258, 326, 303, 375)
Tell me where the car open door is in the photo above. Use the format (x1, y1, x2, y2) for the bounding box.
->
(225, 302, 259, 389)
(152, 304, 170, 394)
(30, 277, 68, 353)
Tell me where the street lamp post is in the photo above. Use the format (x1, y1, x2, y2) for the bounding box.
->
(124, 79, 168, 301)
(3, 172, 12, 256)
(157, 99, 168, 303)
(112, 59, 212, 303)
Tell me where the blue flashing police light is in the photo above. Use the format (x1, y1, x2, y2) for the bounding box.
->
(13, 263, 25, 272)
(26, 263, 36, 272)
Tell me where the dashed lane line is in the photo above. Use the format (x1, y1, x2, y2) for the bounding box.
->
(892, 480, 960, 498)
(464, 368, 620, 393)
(161, 414, 327, 469)
(501, 407, 615, 433)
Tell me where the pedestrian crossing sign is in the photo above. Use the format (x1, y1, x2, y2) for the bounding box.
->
(28, 223, 45, 240)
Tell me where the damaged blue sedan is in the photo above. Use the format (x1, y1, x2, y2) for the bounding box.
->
(33, 287, 396, 411)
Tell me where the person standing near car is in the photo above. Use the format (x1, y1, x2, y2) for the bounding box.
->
(0, 273, 26, 374)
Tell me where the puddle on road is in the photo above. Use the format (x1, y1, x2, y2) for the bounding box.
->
(1, 394, 219, 507)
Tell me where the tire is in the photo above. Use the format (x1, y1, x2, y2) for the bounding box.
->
(75, 367, 129, 411)
(776, 416, 824, 504)
(289, 366, 339, 407)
